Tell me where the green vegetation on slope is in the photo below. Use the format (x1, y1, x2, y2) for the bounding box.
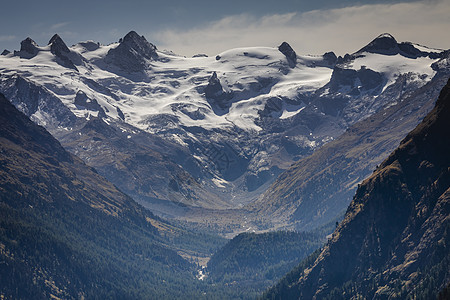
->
(263, 78, 450, 299)
(207, 231, 325, 297)
(0, 93, 231, 299)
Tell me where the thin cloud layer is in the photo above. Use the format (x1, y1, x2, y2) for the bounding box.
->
(152, 1, 450, 56)
(0, 35, 16, 42)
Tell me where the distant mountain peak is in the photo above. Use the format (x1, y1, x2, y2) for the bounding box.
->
(376, 32, 396, 40)
(208, 71, 219, 84)
(47, 34, 79, 71)
(278, 41, 297, 67)
(352, 33, 446, 59)
(357, 33, 399, 55)
(121, 30, 141, 43)
(48, 34, 70, 53)
(15, 37, 39, 58)
(117, 31, 157, 58)
(105, 30, 158, 72)
(21, 37, 39, 51)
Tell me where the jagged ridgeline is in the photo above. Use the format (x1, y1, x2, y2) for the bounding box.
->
(0, 28, 450, 299)
(1, 32, 449, 233)
(264, 78, 450, 299)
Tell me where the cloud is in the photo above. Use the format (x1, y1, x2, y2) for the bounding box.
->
(151, 0, 450, 56)
(0, 35, 16, 42)
(50, 22, 70, 30)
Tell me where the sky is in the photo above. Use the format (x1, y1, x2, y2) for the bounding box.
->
(0, 0, 449, 57)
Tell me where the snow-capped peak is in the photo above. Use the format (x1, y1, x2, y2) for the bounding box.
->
(354, 33, 445, 60)
(120, 31, 157, 57)
(0, 31, 448, 211)
(278, 42, 297, 67)
(15, 37, 40, 58)
(356, 33, 399, 55)
(48, 34, 70, 54)
(103, 31, 158, 72)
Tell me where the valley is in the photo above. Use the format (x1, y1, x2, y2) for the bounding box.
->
(1, 30, 449, 298)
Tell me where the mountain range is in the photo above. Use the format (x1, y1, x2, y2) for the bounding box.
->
(265, 78, 450, 299)
(1, 29, 450, 298)
(1, 32, 449, 234)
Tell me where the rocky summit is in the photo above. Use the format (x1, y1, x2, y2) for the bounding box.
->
(0, 31, 449, 234)
(1, 27, 449, 299)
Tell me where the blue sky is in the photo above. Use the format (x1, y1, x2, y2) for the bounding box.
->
(0, 0, 449, 56)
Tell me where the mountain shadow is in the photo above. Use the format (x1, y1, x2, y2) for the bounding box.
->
(264, 78, 450, 299)
(0, 92, 209, 299)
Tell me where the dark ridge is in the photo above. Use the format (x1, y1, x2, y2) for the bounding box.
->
(278, 41, 297, 67)
(48, 34, 70, 53)
(48, 34, 79, 71)
(14, 37, 39, 58)
(357, 33, 399, 55)
(104, 31, 158, 72)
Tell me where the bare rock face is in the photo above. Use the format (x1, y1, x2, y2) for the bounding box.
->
(204, 72, 223, 98)
(329, 65, 383, 93)
(105, 31, 158, 72)
(74, 90, 106, 117)
(204, 71, 233, 113)
(48, 34, 79, 71)
(278, 42, 297, 67)
(358, 33, 400, 55)
(49, 34, 71, 54)
(323, 51, 337, 65)
(14, 37, 39, 58)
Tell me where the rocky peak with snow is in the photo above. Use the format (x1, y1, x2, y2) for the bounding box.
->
(48, 34, 79, 71)
(278, 41, 297, 67)
(358, 33, 399, 55)
(105, 31, 158, 72)
(205, 71, 223, 97)
(49, 34, 70, 54)
(355, 33, 446, 60)
(204, 71, 233, 113)
(15, 37, 39, 58)
(0, 32, 449, 228)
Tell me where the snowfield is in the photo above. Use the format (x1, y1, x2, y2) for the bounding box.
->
(0, 31, 447, 214)
(1, 41, 335, 134)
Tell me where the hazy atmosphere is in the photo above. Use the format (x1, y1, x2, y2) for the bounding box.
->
(1, 0, 449, 298)
(1, 0, 449, 56)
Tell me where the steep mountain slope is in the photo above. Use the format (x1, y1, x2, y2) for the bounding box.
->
(265, 78, 450, 299)
(206, 231, 324, 296)
(0, 32, 448, 228)
(58, 116, 228, 211)
(0, 92, 222, 299)
(252, 70, 450, 232)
